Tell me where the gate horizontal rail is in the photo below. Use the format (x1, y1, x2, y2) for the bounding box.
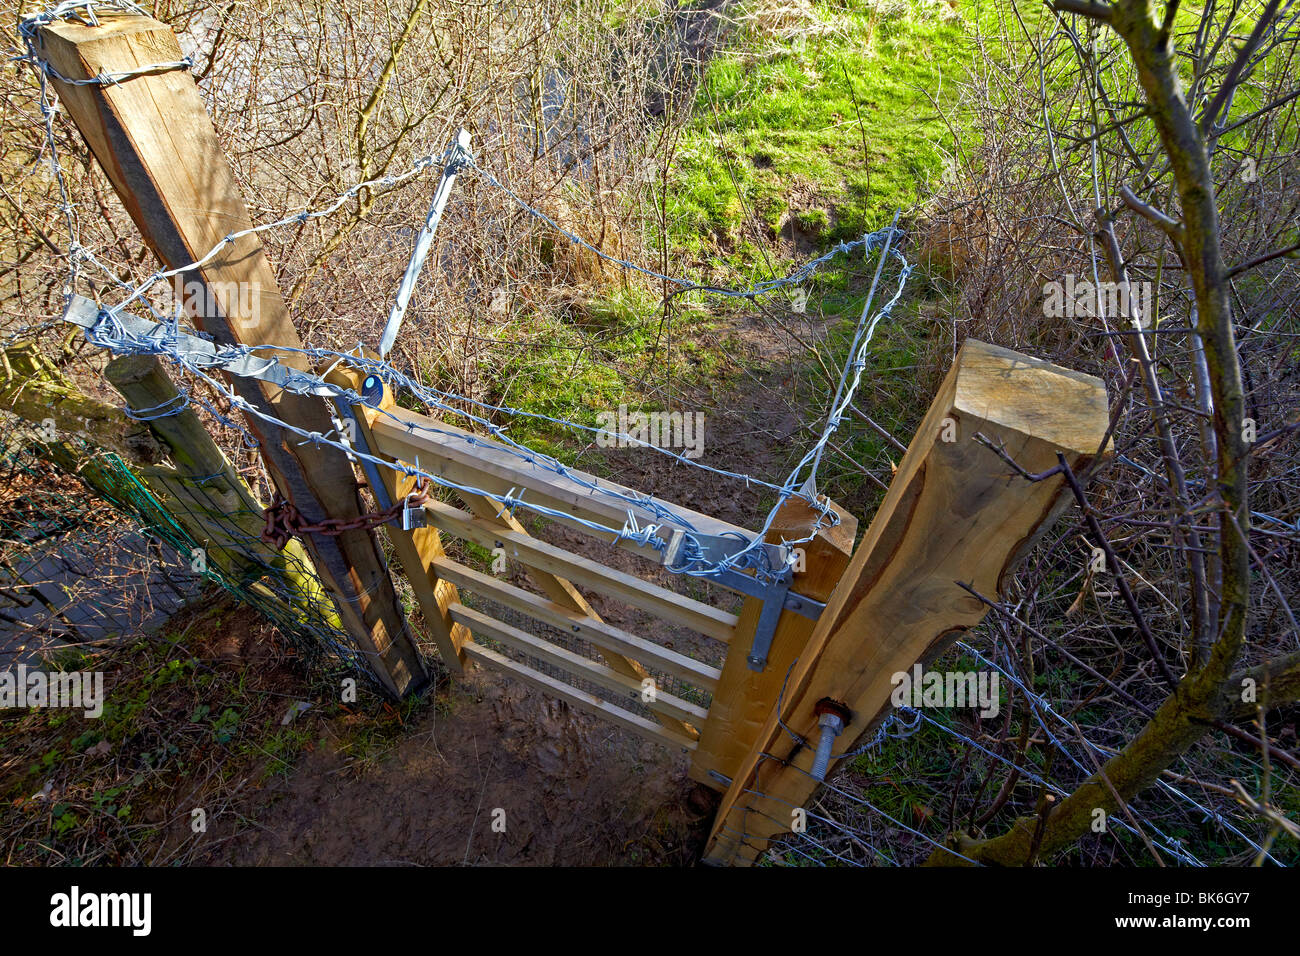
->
(450, 602, 708, 726)
(419, 497, 739, 642)
(433, 556, 723, 693)
(368, 406, 757, 565)
(460, 642, 701, 751)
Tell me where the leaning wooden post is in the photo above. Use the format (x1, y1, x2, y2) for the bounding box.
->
(105, 354, 271, 575)
(689, 497, 856, 790)
(1, 343, 161, 465)
(34, 12, 426, 696)
(702, 339, 1111, 865)
(104, 355, 334, 622)
(105, 356, 245, 480)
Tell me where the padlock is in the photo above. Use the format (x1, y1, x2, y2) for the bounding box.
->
(402, 498, 426, 530)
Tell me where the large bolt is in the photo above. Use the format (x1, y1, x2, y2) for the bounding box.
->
(361, 374, 385, 406)
(810, 698, 852, 782)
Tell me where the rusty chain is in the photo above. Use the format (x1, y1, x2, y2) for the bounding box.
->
(260, 478, 431, 550)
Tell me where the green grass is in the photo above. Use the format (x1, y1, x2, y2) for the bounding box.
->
(440, 0, 975, 478)
(668, 0, 970, 268)
(481, 291, 731, 454)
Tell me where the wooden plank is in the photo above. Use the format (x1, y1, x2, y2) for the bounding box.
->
(689, 496, 856, 791)
(366, 404, 756, 549)
(36, 11, 425, 696)
(432, 557, 722, 692)
(377, 472, 470, 673)
(454, 489, 698, 739)
(367, 401, 816, 614)
(105, 355, 279, 573)
(449, 603, 708, 727)
(389, 443, 663, 565)
(462, 641, 698, 751)
(376, 415, 812, 618)
(421, 497, 739, 642)
(703, 339, 1112, 865)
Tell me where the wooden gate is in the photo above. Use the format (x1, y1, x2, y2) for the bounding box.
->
(324, 336, 1112, 849)
(324, 364, 854, 784)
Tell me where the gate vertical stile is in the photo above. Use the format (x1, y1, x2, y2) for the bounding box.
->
(689, 497, 857, 791)
(323, 364, 471, 674)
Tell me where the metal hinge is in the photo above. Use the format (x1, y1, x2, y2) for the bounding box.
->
(661, 529, 826, 672)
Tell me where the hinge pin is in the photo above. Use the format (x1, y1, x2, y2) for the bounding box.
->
(811, 698, 851, 781)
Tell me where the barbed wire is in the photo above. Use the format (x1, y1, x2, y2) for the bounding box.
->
(68, 206, 907, 570)
(730, 627, 1283, 866)
(12, 0, 917, 596)
(28, 120, 908, 586)
(461, 148, 905, 301)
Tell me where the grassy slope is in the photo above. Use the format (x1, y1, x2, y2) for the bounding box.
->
(670, 0, 969, 264)
(496, 0, 972, 462)
(648, 0, 972, 512)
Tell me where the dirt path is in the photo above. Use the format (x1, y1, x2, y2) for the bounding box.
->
(209, 668, 713, 866)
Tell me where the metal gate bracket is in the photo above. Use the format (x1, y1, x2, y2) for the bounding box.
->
(661, 529, 826, 672)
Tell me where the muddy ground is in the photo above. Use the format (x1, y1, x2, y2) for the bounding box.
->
(208, 670, 714, 866)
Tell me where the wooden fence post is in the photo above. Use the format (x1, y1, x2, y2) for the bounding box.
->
(702, 339, 1111, 864)
(689, 496, 856, 789)
(0, 345, 334, 634)
(105, 354, 275, 576)
(104, 355, 334, 622)
(1, 343, 161, 465)
(34, 11, 426, 696)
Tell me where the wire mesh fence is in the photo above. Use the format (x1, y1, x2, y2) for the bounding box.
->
(0, 423, 376, 682)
